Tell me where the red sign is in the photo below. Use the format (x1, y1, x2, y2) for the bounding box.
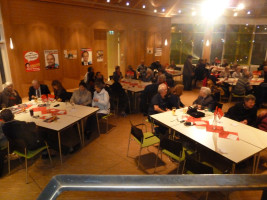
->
(23, 51, 41, 72)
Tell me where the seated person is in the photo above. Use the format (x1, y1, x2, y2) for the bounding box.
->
(1, 82, 22, 108)
(256, 72, 267, 106)
(137, 60, 147, 79)
(95, 72, 104, 84)
(125, 65, 137, 79)
(242, 67, 253, 79)
(70, 81, 92, 106)
(232, 72, 252, 95)
(113, 66, 123, 82)
(219, 66, 231, 78)
(256, 110, 267, 132)
(193, 87, 215, 110)
(260, 66, 267, 78)
(232, 66, 243, 78)
(51, 80, 68, 102)
(83, 67, 95, 93)
(225, 95, 257, 126)
(142, 68, 153, 82)
(92, 82, 110, 117)
(29, 80, 50, 100)
(168, 60, 176, 69)
(168, 84, 185, 108)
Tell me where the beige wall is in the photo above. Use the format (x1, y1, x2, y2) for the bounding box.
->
(1, 0, 171, 97)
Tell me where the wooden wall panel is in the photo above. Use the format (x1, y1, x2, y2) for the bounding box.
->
(1, 0, 171, 97)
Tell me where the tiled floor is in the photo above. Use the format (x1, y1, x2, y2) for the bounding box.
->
(0, 89, 266, 200)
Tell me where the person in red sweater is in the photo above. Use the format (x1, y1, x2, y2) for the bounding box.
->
(256, 110, 267, 132)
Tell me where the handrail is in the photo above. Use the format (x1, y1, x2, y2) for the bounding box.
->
(37, 174, 267, 200)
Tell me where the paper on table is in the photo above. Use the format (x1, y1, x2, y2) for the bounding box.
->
(231, 123, 239, 127)
(227, 134, 239, 141)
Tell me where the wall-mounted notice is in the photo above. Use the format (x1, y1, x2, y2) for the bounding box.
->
(44, 50, 59, 70)
(97, 50, 103, 62)
(155, 48, 162, 57)
(81, 48, 92, 65)
(64, 49, 77, 59)
(147, 48, 153, 54)
(24, 51, 41, 72)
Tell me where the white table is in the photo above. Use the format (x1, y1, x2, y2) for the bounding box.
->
(13, 101, 99, 164)
(218, 78, 264, 86)
(150, 109, 263, 173)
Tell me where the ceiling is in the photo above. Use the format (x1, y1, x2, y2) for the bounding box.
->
(41, 0, 267, 18)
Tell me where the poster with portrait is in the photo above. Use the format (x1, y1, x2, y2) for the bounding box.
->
(64, 49, 77, 59)
(96, 50, 103, 62)
(44, 50, 59, 70)
(81, 48, 92, 65)
(23, 51, 41, 72)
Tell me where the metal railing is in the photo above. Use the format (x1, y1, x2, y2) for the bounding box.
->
(37, 174, 267, 200)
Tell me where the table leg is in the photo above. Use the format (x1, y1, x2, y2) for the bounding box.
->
(96, 114, 100, 135)
(77, 122, 83, 146)
(231, 163, 236, 174)
(252, 154, 257, 174)
(58, 131, 62, 165)
(81, 119, 84, 145)
(254, 153, 261, 174)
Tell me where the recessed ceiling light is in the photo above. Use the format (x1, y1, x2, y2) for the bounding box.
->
(106, 0, 110, 2)
(126, 2, 129, 6)
(162, 8, 165, 12)
(247, 11, 251, 15)
(142, 5, 146, 9)
(154, 9, 157, 13)
(178, 10, 182, 13)
(265, 28, 267, 30)
(246, 23, 248, 26)
(237, 3, 245, 10)
(234, 12, 238, 17)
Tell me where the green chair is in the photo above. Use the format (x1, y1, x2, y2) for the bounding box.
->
(127, 122, 160, 168)
(154, 138, 192, 174)
(97, 113, 113, 134)
(7, 141, 52, 183)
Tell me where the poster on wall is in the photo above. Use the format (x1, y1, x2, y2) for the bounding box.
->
(147, 48, 153, 54)
(64, 49, 77, 59)
(155, 48, 162, 57)
(96, 50, 103, 62)
(81, 48, 92, 65)
(23, 51, 41, 72)
(44, 50, 59, 70)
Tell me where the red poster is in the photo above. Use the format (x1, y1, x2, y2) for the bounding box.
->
(24, 51, 41, 72)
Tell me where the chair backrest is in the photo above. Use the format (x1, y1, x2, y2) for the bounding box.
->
(160, 138, 183, 158)
(65, 92, 73, 101)
(130, 125, 144, 143)
(185, 151, 213, 174)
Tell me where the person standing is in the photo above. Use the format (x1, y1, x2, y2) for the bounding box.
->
(183, 55, 195, 90)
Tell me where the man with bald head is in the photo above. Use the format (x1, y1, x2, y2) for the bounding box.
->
(28, 80, 50, 100)
(45, 53, 59, 70)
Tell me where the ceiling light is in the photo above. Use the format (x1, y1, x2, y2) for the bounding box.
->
(265, 28, 267, 30)
(192, 11, 196, 16)
(10, 38, 14, 49)
(154, 9, 157, 13)
(178, 10, 182, 13)
(234, 12, 238, 17)
(205, 40, 210, 46)
(142, 5, 146, 9)
(106, 0, 110, 2)
(201, 0, 229, 21)
(246, 24, 248, 26)
(237, 3, 245, 10)
(247, 11, 251, 15)
(126, 2, 129, 6)
(164, 39, 168, 46)
(162, 8, 165, 12)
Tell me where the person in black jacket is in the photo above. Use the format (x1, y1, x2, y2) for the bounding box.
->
(28, 80, 50, 100)
(183, 55, 195, 90)
(51, 80, 69, 102)
(1, 82, 22, 108)
(193, 87, 215, 111)
(225, 95, 257, 126)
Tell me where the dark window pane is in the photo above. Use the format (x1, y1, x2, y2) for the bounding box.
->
(251, 34, 267, 65)
(193, 33, 204, 59)
(213, 24, 226, 33)
(0, 50, 6, 84)
(255, 25, 267, 33)
(210, 33, 224, 62)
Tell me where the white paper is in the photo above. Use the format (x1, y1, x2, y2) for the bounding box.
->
(227, 134, 238, 141)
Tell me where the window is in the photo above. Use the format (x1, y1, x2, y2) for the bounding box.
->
(251, 25, 267, 65)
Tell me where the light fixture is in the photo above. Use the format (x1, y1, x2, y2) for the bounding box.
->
(201, 0, 229, 21)
(126, 2, 129, 6)
(265, 28, 267, 30)
(10, 38, 14, 49)
(234, 12, 238, 17)
(106, 0, 110, 3)
(237, 3, 245, 10)
(247, 11, 251, 15)
(246, 23, 248, 26)
(205, 39, 210, 46)
(192, 11, 196, 16)
(178, 9, 182, 13)
(257, 26, 260, 29)
(142, 5, 146, 9)
(154, 9, 157, 13)
(162, 8, 165, 12)
(164, 39, 168, 46)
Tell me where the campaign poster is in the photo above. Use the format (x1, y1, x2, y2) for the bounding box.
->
(64, 49, 77, 59)
(44, 50, 59, 70)
(23, 51, 41, 72)
(155, 48, 162, 57)
(97, 50, 103, 62)
(81, 48, 92, 65)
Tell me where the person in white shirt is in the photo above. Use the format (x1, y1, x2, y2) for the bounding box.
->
(92, 82, 110, 117)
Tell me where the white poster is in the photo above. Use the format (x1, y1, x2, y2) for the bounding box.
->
(155, 48, 162, 57)
(44, 50, 59, 70)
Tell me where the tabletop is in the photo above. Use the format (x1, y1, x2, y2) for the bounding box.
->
(150, 109, 263, 164)
(106, 79, 152, 93)
(218, 78, 264, 86)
